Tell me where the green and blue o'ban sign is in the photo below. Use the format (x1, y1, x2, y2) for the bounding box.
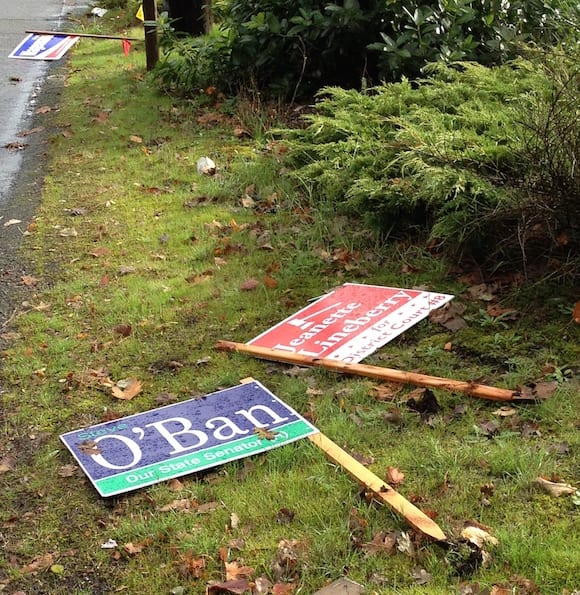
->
(60, 380, 318, 497)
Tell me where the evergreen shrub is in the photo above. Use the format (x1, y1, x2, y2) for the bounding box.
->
(279, 57, 579, 270)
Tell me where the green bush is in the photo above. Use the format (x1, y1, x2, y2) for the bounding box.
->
(154, 0, 579, 98)
(278, 56, 579, 270)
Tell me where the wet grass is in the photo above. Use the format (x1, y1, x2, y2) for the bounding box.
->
(1, 19, 579, 595)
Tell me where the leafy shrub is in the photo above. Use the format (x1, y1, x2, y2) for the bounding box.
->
(278, 57, 579, 270)
(154, 0, 579, 98)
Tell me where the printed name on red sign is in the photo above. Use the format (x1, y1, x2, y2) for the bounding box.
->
(248, 283, 453, 363)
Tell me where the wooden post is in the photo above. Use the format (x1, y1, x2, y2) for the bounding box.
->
(217, 340, 530, 402)
(237, 378, 446, 541)
(309, 433, 447, 541)
(142, 0, 158, 71)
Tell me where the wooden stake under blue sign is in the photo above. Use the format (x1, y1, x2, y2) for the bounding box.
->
(60, 379, 318, 497)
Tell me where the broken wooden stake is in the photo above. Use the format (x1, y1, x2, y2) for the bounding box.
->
(217, 340, 528, 402)
(25, 30, 140, 41)
(308, 432, 447, 541)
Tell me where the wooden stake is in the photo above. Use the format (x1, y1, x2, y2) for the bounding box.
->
(237, 377, 446, 541)
(309, 432, 447, 541)
(26, 30, 140, 41)
(217, 340, 525, 402)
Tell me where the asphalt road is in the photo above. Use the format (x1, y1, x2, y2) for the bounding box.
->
(0, 0, 87, 329)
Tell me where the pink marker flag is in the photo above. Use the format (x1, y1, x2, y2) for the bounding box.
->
(122, 38, 131, 56)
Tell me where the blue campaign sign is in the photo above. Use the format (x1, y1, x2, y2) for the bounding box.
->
(9, 34, 79, 60)
(60, 380, 319, 497)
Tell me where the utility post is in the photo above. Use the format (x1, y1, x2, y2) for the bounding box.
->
(142, 0, 158, 71)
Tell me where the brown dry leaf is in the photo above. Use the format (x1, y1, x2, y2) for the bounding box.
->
(89, 246, 110, 258)
(111, 378, 143, 400)
(362, 530, 397, 555)
(21, 275, 39, 286)
(176, 551, 206, 579)
(206, 579, 252, 594)
(263, 275, 278, 289)
(486, 303, 517, 318)
(386, 466, 405, 487)
(272, 584, 296, 595)
(492, 406, 517, 417)
(428, 301, 467, 331)
(253, 427, 278, 440)
(78, 440, 101, 456)
(370, 383, 400, 401)
(225, 561, 255, 581)
(57, 464, 78, 477)
(198, 501, 220, 514)
(21, 552, 55, 574)
(129, 135, 143, 144)
(159, 498, 199, 512)
(240, 278, 260, 291)
(461, 522, 499, 548)
(520, 381, 558, 400)
(168, 478, 184, 491)
(0, 455, 15, 473)
(113, 323, 132, 337)
(123, 537, 152, 555)
(573, 300, 580, 324)
(36, 105, 52, 114)
(469, 283, 498, 301)
(93, 110, 110, 123)
(535, 476, 576, 497)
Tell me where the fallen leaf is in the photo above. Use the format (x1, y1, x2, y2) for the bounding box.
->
(168, 478, 184, 491)
(225, 561, 254, 581)
(370, 383, 400, 401)
(78, 440, 101, 456)
(412, 567, 432, 585)
(0, 455, 15, 473)
(123, 538, 152, 555)
(20, 275, 39, 286)
(461, 522, 499, 548)
(253, 427, 278, 440)
(386, 466, 405, 487)
(272, 583, 296, 595)
(240, 278, 259, 291)
(274, 508, 295, 524)
(206, 579, 252, 594)
(129, 134, 143, 144)
(57, 464, 78, 477)
(111, 378, 143, 400)
(362, 531, 397, 555)
(113, 323, 132, 337)
(197, 501, 220, 514)
(429, 301, 467, 331)
(58, 228, 78, 237)
(263, 275, 278, 288)
(573, 301, 580, 324)
(535, 476, 576, 497)
(21, 553, 55, 574)
(176, 551, 206, 578)
(159, 498, 199, 512)
(3, 218, 22, 227)
(492, 406, 517, 417)
(89, 247, 110, 258)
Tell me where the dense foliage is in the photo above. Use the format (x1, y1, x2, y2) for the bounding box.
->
(278, 55, 579, 271)
(154, 0, 579, 98)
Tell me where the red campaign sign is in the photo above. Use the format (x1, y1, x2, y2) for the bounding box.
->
(248, 283, 453, 363)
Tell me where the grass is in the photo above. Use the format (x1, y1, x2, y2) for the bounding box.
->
(1, 15, 579, 595)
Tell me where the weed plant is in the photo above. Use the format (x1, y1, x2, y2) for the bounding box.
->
(0, 19, 579, 595)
